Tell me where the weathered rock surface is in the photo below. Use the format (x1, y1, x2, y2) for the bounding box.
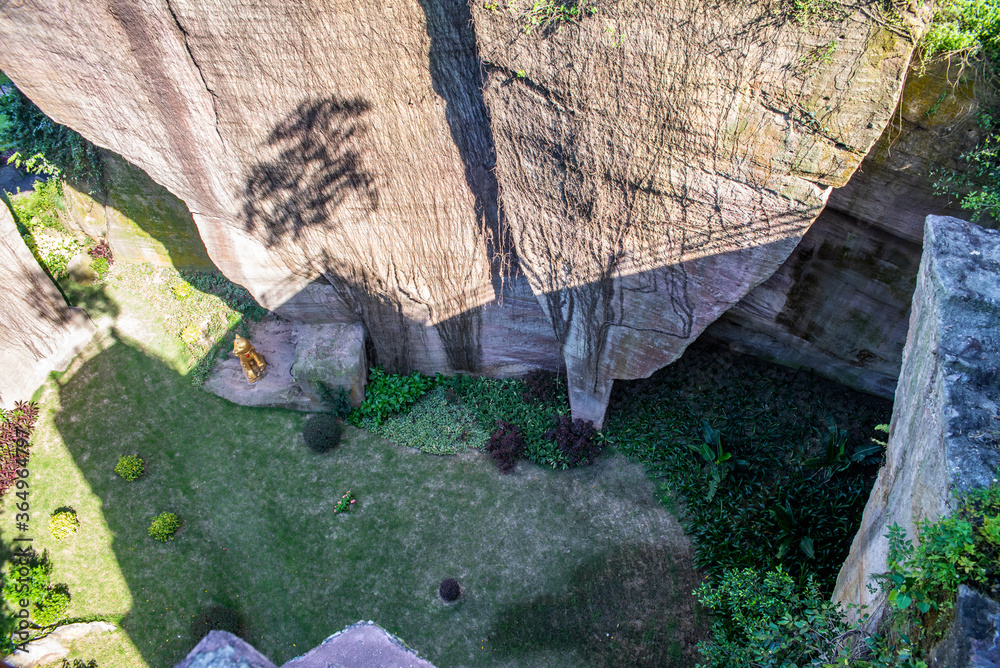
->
(203, 317, 366, 411)
(929, 585, 1000, 668)
(282, 621, 435, 668)
(0, 202, 96, 409)
(174, 630, 278, 668)
(62, 150, 215, 269)
(833, 215, 1000, 623)
(175, 623, 436, 668)
(4, 621, 116, 668)
(0, 0, 923, 425)
(710, 57, 994, 399)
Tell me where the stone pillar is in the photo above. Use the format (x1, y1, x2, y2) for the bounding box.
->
(833, 215, 1000, 625)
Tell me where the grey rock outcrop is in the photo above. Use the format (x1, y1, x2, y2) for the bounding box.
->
(833, 215, 1000, 623)
(174, 623, 435, 668)
(0, 0, 924, 425)
(928, 585, 1000, 668)
(0, 202, 96, 408)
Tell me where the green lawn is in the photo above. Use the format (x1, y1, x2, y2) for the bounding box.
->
(8, 264, 704, 668)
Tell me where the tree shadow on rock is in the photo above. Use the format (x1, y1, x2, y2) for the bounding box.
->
(243, 97, 378, 249)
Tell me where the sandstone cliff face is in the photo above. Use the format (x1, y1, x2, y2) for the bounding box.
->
(710, 58, 995, 399)
(0, 0, 922, 425)
(0, 203, 95, 409)
(833, 215, 1000, 624)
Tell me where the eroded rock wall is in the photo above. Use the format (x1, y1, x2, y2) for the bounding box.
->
(0, 203, 95, 408)
(710, 58, 995, 398)
(0, 0, 924, 425)
(833, 215, 1000, 624)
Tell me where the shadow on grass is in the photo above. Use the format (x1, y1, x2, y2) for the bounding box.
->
(488, 543, 707, 668)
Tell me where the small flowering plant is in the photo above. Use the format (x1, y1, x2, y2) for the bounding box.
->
(333, 491, 356, 514)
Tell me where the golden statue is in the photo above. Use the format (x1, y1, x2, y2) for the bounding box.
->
(233, 335, 267, 384)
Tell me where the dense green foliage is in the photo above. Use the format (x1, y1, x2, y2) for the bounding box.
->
(485, 0, 597, 35)
(924, 0, 1000, 62)
(113, 454, 144, 481)
(442, 374, 574, 469)
(0, 83, 102, 182)
(695, 567, 925, 668)
(604, 342, 887, 588)
(367, 385, 489, 455)
(349, 367, 436, 428)
(882, 481, 1000, 646)
(148, 512, 180, 542)
(1, 550, 71, 632)
(49, 509, 79, 540)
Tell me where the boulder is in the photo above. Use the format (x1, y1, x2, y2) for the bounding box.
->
(0, 202, 95, 408)
(833, 215, 1000, 623)
(928, 585, 1000, 668)
(290, 323, 367, 409)
(202, 317, 367, 412)
(174, 630, 278, 668)
(3, 636, 67, 668)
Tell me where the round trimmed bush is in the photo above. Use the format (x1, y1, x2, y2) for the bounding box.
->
(148, 512, 180, 542)
(33, 584, 69, 626)
(114, 454, 144, 481)
(303, 414, 343, 453)
(439, 578, 461, 602)
(49, 509, 79, 540)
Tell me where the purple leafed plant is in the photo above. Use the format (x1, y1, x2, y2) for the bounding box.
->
(485, 420, 525, 473)
(544, 415, 601, 467)
(0, 400, 39, 497)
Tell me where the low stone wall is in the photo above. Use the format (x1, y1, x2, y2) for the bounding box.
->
(833, 215, 1000, 625)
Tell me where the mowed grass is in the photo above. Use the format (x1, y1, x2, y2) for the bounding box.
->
(8, 265, 704, 668)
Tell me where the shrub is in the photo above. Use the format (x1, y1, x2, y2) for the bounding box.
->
(86, 237, 114, 265)
(485, 421, 525, 473)
(923, 0, 1000, 62)
(0, 400, 38, 498)
(114, 454, 144, 481)
(2, 549, 51, 606)
(694, 567, 923, 668)
(302, 414, 343, 453)
(349, 367, 435, 428)
(49, 509, 79, 540)
(89, 256, 109, 279)
(148, 512, 180, 542)
(59, 660, 98, 668)
(32, 584, 69, 626)
(443, 375, 572, 468)
(881, 480, 1000, 647)
(544, 415, 601, 467)
(439, 578, 461, 602)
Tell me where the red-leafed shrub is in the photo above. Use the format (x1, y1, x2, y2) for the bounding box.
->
(87, 238, 114, 265)
(485, 420, 525, 473)
(0, 401, 38, 497)
(544, 415, 602, 467)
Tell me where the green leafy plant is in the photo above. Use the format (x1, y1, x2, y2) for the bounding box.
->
(771, 500, 816, 560)
(349, 367, 435, 428)
(148, 512, 180, 542)
(689, 420, 733, 501)
(89, 256, 109, 280)
(512, 0, 598, 35)
(0, 84, 103, 183)
(333, 491, 356, 513)
(695, 566, 926, 668)
(368, 385, 488, 455)
(32, 584, 69, 626)
(881, 479, 1000, 646)
(923, 0, 1000, 62)
(790, 0, 849, 26)
(114, 454, 144, 481)
(803, 418, 850, 474)
(49, 509, 79, 540)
